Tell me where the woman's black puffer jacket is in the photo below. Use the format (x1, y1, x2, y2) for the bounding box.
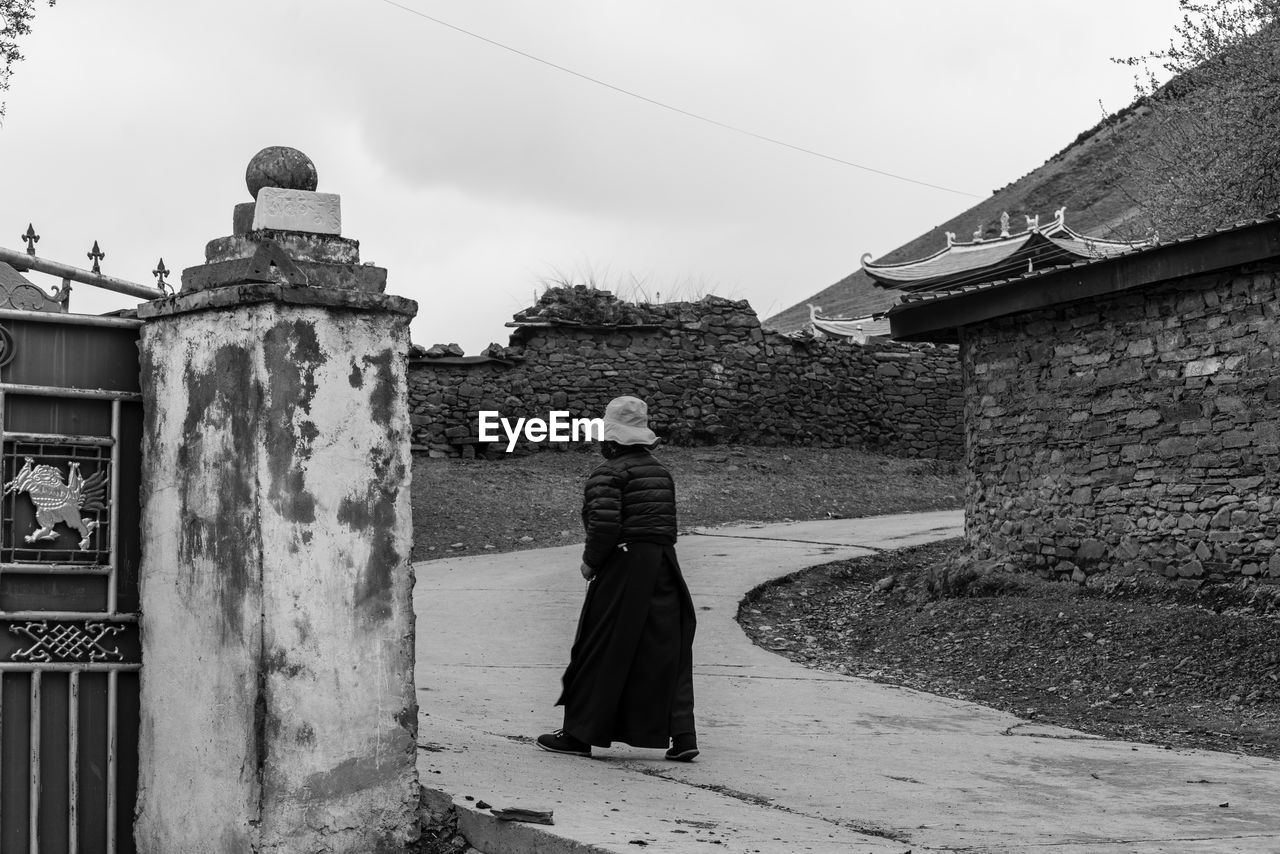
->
(581, 448, 677, 569)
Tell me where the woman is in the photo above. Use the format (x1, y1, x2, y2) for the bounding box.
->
(537, 395, 699, 761)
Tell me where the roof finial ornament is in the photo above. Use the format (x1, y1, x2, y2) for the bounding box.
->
(972, 225, 983, 242)
(1025, 214, 1039, 232)
(87, 241, 105, 275)
(999, 211, 1010, 238)
(859, 252, 873, 267)
(245, 146, 318, 199)
(1055, 206, 1066, 226)
(22, 223, 39, 255)
(945, 231, 955, 247)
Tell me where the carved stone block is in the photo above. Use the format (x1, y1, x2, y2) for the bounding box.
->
(251, 187, 342, 235)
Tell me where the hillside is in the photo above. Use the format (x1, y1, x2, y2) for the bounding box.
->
(765, 100, 1160, 333)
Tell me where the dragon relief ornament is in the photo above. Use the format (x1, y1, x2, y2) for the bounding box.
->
(3, 458, 107, 550)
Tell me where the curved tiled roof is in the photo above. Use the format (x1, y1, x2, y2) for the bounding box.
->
(863, 216, 1152, 293)
(805, 304, 891, 340)
(862, 235, 1030, 286)
(895, 212, 1280, 307)
(886, 213, 1280, 342)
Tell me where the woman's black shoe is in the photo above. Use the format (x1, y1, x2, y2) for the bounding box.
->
(536, 729, 591, 757)
(665, 733, 699, 761)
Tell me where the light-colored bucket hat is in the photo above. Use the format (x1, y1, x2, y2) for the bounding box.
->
(601, 396, 658, 445)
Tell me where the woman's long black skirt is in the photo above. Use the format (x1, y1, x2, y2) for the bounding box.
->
(557, 542, 696, 748)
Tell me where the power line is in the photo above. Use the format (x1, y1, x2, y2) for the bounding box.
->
(376, 0, 981, 198)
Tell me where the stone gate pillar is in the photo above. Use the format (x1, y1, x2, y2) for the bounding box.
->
(133, 148, 420, 852)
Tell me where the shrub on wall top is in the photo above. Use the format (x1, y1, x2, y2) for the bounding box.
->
(513, 285, 653, 327)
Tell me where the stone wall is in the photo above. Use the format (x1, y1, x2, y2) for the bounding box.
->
(409, 289, 961, 459)
(962, 261, 1280, 590)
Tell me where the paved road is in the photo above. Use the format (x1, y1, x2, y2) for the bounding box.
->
(414, 512, 1280, 853)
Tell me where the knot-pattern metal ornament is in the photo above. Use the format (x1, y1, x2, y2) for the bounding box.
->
(9, 620, 124, 663)
(87, 240, 105, 274)
(22, 223, 39, 255)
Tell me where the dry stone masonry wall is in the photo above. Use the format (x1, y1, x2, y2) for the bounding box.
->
(409, 288, 961, 459)
(963, 261, 1280, 590)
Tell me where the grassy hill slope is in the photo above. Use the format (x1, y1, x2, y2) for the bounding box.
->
(765, 100, 1159, 332)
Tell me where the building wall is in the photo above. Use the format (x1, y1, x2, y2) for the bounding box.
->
(963, 262, 1280, 588)
(136, 303, 419, 852)
(409, 295, 962, 459)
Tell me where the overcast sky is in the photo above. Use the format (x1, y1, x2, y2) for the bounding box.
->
(1, 1, 1185, 351)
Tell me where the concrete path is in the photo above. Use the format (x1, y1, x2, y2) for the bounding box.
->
(414, 512, 1280, 853)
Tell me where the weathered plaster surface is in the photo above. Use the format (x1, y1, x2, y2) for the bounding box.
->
(136, 303, 418, 853)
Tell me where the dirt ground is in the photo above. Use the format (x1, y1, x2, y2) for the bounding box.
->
(411, 445, 963, 561)
(738, 539, 1280, 760)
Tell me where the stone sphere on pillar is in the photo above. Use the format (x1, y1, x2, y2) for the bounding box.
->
(245, 146, 318, 199)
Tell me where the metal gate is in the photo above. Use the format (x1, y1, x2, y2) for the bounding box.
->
(0, 309, 142, 854)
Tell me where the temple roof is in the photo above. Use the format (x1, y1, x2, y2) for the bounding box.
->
(806, 304, 890, 341)
(886, 213, 1280, 344)
(862, 208, 1153, 293)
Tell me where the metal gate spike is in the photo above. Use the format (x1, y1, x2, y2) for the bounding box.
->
(87, 240, 105, 274)
(152, 258, 171, 294)
(22, 223, 39, 255)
